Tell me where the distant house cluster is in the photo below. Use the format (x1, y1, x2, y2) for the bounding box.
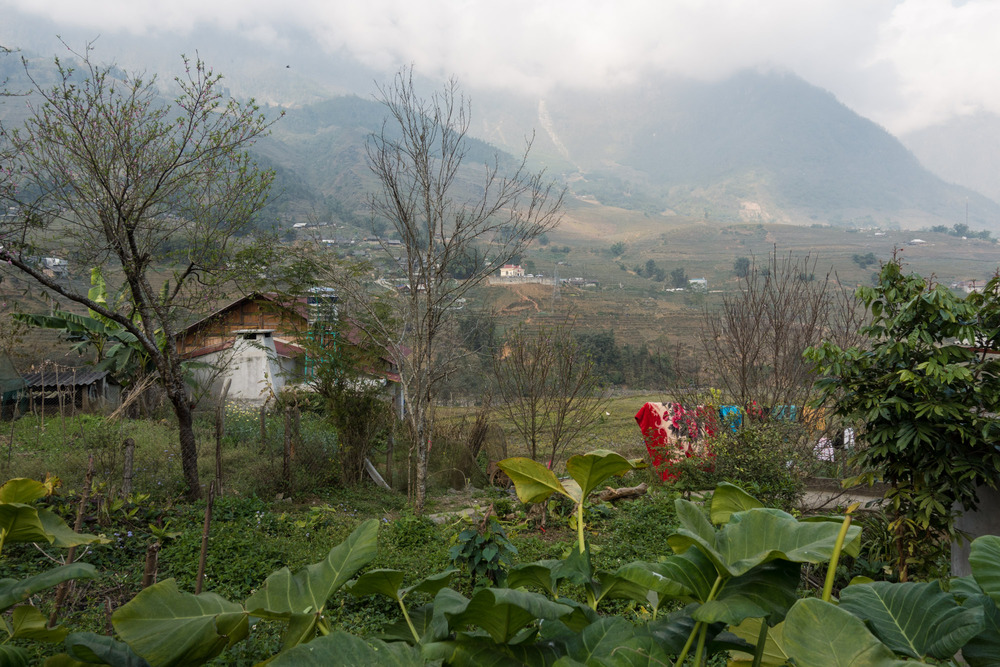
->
(490, 264, 598, 288)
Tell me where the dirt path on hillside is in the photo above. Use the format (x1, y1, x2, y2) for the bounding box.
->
(511, 285, 541, 313)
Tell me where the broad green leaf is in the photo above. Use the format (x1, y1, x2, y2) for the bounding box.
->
(0, 563, 97, 612)
(564, 616, 635, 664)
(564, 450, 633, 499)
(406, 568, 458, 597)
(962, 594, 1000, 667)
(379, 603, 434, 643)
(447, 641, 529, 666)
(675, 499, 716, 544)
(53, 632, 151, 666)
(668, 508, 862, 577)
(245, 518, 378, 621)
(37, 509, 107, 548)
(645, 607, 751, 656)
(729, 619, 790, 667)
(694, 561, 800, 626)
(971, 535, 1000, 605)
(605, 635, 674, 666)
(497, 458, 569, 504)
(112, 579, 248, 667)
(0, 645, 30, 667)
(613, 561, 694, 606)
(0, 503, 53, 545)
(552, 544, 593, 587)
(10, 604, 68, 642)
(445, 587, 573, 643)
(710, 482, 764, 525)
(0, 478, 49, 504)
(347, 569, 405, 601)
(594, 572, 652, 607)
(426, 588, 471, 644)
(784, 598, 918, 667)
(507, 560, 562, 597)
(267, 630, 423, 666)
(839, 580, 984, 660)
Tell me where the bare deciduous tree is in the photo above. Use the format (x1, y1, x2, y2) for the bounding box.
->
(0, 44, 277, 499)
(492, 321, 608, 466)
(702, 248, 867, 411)
(360, 67, 563, 512)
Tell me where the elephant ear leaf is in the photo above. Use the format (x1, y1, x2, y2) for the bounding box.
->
(564, 449, 633, 500)
(245, 519, 378, 646)
(710, 483, 764, 525)
(839, 581, 984, 661)
(498, 458, 570, 504)
(112, 579, 248, 667)
(784, 598, 915, 667)
(971, 535, 1000, 605)
(267, 631, 423, 666)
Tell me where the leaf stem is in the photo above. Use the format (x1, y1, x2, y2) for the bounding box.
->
(673, 621, 701, 667)
(398, 598, 420, 643)
(576, 501, 585, 555)
(692, 622, 708, 666)
(823, 503, 858, 602)
(751, 620, 769, 667)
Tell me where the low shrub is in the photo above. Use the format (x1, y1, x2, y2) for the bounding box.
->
(671, 421, 808, 511)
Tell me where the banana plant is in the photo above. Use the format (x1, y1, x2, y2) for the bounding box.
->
(0, 478, 106, 666)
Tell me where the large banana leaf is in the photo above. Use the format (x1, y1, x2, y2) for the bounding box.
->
(244, 518, 378, 630)
(112, 579, 248, 667)
(838, 580, 984, 660)
(267, 631, 423, 666)
(0, 563, 97, 612)
(784, 598, 920, 667)
(668, 508, 861, 577)
(971, 535, 1000, 605)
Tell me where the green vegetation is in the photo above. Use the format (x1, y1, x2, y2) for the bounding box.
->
(809, 258, 1000, 580)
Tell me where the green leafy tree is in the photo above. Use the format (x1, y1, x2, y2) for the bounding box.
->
(670, 267, 688, 288)
(807, 258, 1000, 579)
(0, 45, 278, 499)
(733, 256, 750, 278)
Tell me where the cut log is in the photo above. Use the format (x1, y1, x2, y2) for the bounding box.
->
(597, 482, 648, 502)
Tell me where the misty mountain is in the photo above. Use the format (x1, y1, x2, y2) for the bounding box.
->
(469, 70, 1000, 229)
(901, 111, 1000, 206)
(256, 70, 1000, 231)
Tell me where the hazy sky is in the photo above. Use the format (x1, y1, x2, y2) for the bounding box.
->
(2, 0, 998, 135)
